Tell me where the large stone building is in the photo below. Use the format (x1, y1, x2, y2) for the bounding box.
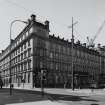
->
(0, 14, 105, 89)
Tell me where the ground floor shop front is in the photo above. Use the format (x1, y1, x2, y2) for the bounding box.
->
(34, 71, 103, 89)
(2, 70, 105, 89)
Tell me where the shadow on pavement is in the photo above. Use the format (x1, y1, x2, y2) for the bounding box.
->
(0, 88, 47, 105)
(44, 92, 98, 102)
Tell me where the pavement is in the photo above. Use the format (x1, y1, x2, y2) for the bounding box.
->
(3, 87, 105, 105)
(6, 100, 65, 105)
(16, 87, 105, 96)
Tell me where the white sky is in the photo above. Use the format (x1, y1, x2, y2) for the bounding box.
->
(0, 0, 105, 51)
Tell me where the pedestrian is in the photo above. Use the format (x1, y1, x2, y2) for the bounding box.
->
(64, 81, 67, 88)
(0, 79, 3, 89)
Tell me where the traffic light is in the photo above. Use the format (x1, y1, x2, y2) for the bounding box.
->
(41, 70, 47, 80)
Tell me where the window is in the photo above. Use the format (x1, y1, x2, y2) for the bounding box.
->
(55, 63, 58, 70)
(26, 32, 28, 37)
(23, 73, 26, 83)
(21, 53, 23, 60)
(28, 72, 30, 83)
(24, 62, 27, 71)
(18, 64, 20, 72)
(17, 40, 19, 45)
(77, 50, 80, 57)
(24, 43, 26, 49)
(21, 63, 23, 71)
(50, 62, 53, 69)
(21, 46, 23, 52)
(18, 48, 20, 54)
(24, 33, 26, 39)
(40, 49, 43, 56)
(21, 35, 23, 41)
(16, 57, 17, 63)
(28, 49, 31, 57)
(16, 50, 17, 55)
(55, 53, 58, 58)
(63, 47, 66, 54)
(28, 61, 31, 69)
(24, 51, 27, 58)
(16, 66, 17, 73)
(40, 61, 43, 68)
(50, 52, 53, 58)
(18, 55, 20, 62)
(14, 67, 16, 73)
(28, 40, 30, 46)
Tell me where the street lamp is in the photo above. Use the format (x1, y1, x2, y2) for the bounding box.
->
(9, 19, 28, 95)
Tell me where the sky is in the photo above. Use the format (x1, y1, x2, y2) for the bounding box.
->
(0, 0, 105, 51)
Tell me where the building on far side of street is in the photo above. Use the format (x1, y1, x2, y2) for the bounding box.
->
(0, 14, 105, 89)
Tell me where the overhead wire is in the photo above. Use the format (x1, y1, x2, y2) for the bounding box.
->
(4, 0, 34, 14)
(4, 0, 76, 40)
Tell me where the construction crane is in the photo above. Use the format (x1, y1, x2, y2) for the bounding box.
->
(87, 20, 105, 48)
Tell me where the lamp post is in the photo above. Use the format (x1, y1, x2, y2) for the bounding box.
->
(9, 20, 28, 95)
(41, 70, 44, 96)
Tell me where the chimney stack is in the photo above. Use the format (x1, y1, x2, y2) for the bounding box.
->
(31, 14, 36, 21)
(45, 20, 49, 31)
(97, 43, 101, 48)
(102, 46, 105, 49)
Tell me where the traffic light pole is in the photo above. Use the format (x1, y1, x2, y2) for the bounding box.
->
(71, 17, 74, 91)
(68, 18, 78, 90)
